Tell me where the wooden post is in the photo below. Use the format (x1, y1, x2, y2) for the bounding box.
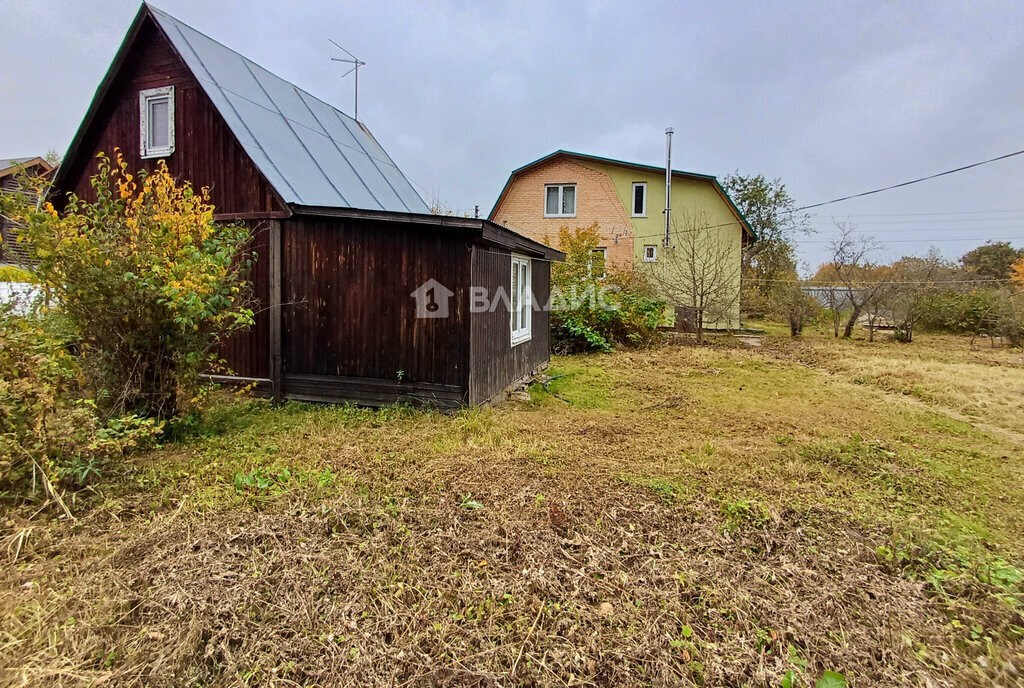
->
(268, 220, 283, 404)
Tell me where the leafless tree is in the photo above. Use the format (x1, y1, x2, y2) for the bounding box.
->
(826, 221, 888, 338)
(644, 213, 741, 342)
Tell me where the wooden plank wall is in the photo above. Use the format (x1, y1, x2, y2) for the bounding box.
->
(48, 17, 282, 380)
(215, 220, 271, 380)
(281, 216, 473, 401)
(55, 17, 283, 217)
(468, 246, 551, 404)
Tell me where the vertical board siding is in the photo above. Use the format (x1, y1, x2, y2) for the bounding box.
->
(47, 12, 556, 407)
(48, 17, 280, 380)
(468, 246, 551, 404)
(55, 18, 283, 217)
(215, 220, 271, 379)
(281, 217, 472, 392)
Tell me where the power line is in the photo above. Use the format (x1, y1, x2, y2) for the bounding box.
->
(796, 236, 1024, 244)
(809, 225, 1024, 233)
(743, 276, 1014, 285)
(794, 148, 1024, 211)
(809, 208, 1024, 218)
(812, 217, 1024, 226)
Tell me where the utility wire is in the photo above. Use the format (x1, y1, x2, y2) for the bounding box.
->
(812, 217, 1024, 225)
(806, 225, 1024, 234)
(793, 236, 1024, 244)
(794, 148, 1024, 211)
(808, 208, 1024, 218)
(740, 276, 1014, 285)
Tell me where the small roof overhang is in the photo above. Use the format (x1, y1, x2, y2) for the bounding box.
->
(289, 205, 565, 262)
(0, 157, 54, 181)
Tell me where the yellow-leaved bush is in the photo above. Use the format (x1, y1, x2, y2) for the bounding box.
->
(4, 151, 254, 420)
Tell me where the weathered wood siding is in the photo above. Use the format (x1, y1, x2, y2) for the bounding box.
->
(468, 247, 551, 404)
(49, 17, 278, 379)
(280, 216, 472, 406)
(55, 17, 284, 217)
(47, 11, 556, 408)
(1, 176, 29, 266)
(216, 220, 271, 380)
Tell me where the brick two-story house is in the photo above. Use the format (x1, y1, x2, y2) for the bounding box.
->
(489, 150, 755, 327)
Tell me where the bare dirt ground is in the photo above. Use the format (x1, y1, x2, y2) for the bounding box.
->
(2, 331, 1023, 687)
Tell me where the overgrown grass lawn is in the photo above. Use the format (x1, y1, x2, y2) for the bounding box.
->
(2, 332, 1023, 686)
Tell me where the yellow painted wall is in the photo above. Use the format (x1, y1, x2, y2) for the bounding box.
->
(583, 162, 745, 328)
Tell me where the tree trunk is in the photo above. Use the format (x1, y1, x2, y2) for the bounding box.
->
(843, 304, 862, 338)
(140, 352, 177, 419)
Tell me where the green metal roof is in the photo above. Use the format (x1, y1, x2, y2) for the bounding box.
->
(489, 149, 756, 242)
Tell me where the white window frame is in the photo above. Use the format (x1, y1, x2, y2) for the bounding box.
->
(510, 254, 532, 346)
(631, 182, 647, 217)
(139, 86, 175, 159)
(643, 244, 657, 262)
(590, 247, 607, 278)
(543, 184, 576, 218)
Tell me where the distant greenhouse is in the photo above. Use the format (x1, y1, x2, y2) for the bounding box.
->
(802, 285, 860, 309)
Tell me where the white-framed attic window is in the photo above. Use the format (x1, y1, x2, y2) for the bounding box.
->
(510, 254, 532, 346)
(139, 86, 175, 159)
(544, 184, 576, 217)
(631, 182, 647, 217)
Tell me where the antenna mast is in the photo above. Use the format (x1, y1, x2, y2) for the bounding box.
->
(664, 127, 674, 248)
(329, 39, 366, 122)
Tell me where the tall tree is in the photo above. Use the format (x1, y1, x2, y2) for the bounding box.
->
(721, 173, 809, 313)
(961, 241, 1022, 281)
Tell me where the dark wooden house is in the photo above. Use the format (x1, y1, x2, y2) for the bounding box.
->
(52, 3, 562, 408)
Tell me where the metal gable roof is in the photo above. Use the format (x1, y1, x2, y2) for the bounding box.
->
(147, 5, 428, 213)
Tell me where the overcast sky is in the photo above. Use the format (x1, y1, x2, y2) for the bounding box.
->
(3, 0, 1023, 271)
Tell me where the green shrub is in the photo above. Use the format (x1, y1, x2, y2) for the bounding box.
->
(916, 290, 999, 335)
(1, 151, 254, 419)
(0, 306, 162, 497)
(548, 224, 666, 354)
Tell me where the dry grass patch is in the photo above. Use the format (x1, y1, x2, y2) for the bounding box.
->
(2, 335, 1024, 687)
(774, 332, 1024, 436)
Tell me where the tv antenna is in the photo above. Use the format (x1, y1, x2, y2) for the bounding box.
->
(329, 39, 366, 122)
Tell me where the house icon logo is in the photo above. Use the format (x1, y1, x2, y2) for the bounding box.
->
(410, 279, 454, 319)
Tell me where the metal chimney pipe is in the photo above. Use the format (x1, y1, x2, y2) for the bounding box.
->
(664, 127, 674, 248)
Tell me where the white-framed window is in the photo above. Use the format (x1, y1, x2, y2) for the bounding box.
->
(510, 254, 532, 346)
(643, 244, 657, 262)
(631, 182, 647, 217)
(139, 86, 175, 159)
(544, 184, 576, 217)
(590, 248, 607, 278)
